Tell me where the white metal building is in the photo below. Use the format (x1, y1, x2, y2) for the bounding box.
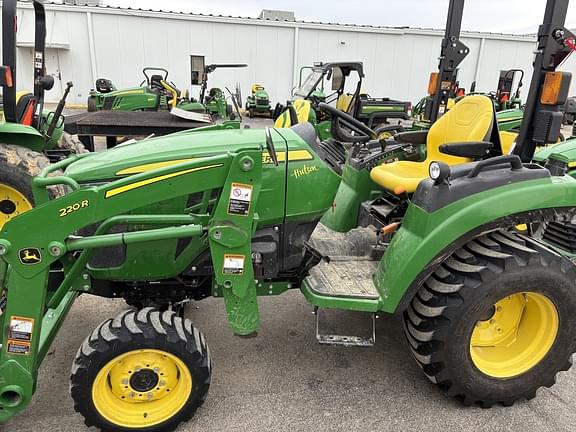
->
(5, 1, 576, 106)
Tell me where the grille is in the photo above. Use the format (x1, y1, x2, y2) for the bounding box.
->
(102, 97, 116, 110)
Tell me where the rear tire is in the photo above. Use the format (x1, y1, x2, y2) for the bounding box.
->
(0, 144, 63, 229)
(87, 96, 98, 112)
(71, 308, 211, 432)
(58, 133, 89, 154)
(404, 230, 576, 407)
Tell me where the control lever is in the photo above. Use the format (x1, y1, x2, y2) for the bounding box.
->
(46, 81, 73, 141)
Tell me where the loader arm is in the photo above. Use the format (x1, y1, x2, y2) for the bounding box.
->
(0, 149, 265, 421)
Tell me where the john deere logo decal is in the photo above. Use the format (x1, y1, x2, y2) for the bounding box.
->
(19, 248, 42, 265)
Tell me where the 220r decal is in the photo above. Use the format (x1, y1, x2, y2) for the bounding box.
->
(59, 200, 90, 217)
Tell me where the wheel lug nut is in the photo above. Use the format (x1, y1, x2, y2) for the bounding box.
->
(159, 380, 166, 387)
(129, 392, 136, 399)
(154, 367, 160, 373)
(147, 392, 154, 400)
(489, 319, 496, 324)
(122, 379, 129, 385)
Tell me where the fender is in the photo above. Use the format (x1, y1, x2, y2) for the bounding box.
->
(375, 174, 576, 314)
(0, 122, 44, 152)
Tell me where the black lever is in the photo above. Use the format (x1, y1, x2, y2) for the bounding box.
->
(46, 81, 73, 141)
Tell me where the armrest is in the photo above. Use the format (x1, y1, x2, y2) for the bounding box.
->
(439, 141, 493, 159)
(394, 130, 428, 145)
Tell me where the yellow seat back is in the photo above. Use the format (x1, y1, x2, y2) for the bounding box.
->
(274, 100, 313, 128)
(425, 95, 495, 165)
(336, 93, 354, 113)
(252, 84, 264, 95)
(499, 131, 518, 154)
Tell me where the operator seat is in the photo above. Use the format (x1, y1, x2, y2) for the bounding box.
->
(150, 74, 164, 90)
(370, 95, 495, 193)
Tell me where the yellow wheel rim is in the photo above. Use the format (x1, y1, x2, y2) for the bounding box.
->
(0, 184, 32, 229)
(92, 349, 192, 429)
(470, 293, 559, 378)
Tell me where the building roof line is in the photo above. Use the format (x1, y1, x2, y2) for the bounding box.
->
(23, 1, 537, 42)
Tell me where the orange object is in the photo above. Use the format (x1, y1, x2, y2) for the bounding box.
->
(4, 67, 13, 88)
(428, 73, 439, 96)
(20, 100, 36, 126)
(393, 185, 407, 195)
(541, 71, 567, 105)
(382, 223, 400, 235)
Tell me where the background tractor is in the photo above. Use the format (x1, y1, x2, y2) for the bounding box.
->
(0, 0, 82, 231)
(0, 2, 575, 432)
(274, 62, 412, 140)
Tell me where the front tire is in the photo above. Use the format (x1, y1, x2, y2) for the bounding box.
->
(404, 230, 576, 407)
(71, 308, 211, 432)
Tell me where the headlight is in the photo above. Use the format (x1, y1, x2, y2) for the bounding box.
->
(429, 162, 442, 180)
(428, 161, 451, 184)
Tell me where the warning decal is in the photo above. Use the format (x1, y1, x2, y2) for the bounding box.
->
(223, 254, 245, 275)
(9, 316, 34, 342)
(228, 183, 253, 216)
(7, 340, 31, 356)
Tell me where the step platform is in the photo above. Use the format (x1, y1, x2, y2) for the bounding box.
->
(306, 259, 379, 300)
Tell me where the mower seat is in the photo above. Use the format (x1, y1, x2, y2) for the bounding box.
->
(150, 74, 164, 90)
(370, 95, 495, 194)
(336, 93, 354, 113)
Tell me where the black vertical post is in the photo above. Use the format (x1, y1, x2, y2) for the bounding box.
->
(32, 0, 48, 131)
(2, 0, 18, 123)
(513, 0, 571, 162)
(429, 0, 469, 123)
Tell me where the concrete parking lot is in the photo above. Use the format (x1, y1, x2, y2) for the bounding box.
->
(1, 292, 575, 432)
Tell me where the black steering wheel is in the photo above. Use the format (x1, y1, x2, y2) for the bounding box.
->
(317, 103, 376, 144)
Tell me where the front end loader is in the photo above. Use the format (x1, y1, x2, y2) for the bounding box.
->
(1, 1, 576, 432)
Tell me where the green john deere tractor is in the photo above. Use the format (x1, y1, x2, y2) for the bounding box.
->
(0, 0, 81, 231)
(274, 62, 412, 140)
(245, 84, 272, 118)
(1, 1, 576, 431)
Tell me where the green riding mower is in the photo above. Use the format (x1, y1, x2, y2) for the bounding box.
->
(87, 67, 193, 113)
(0, 0, 83, 231)
(1, 2, 576, 432)
(245, 84, 272, 118)
(87, 58, 246, 122)
(274, 62, 412, 140)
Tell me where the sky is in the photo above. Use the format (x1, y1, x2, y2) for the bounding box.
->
(102, 0, 576, 34)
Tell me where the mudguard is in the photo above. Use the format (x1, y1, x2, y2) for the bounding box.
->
(375, 174, 576, 313)
(0, 122, 45, 152)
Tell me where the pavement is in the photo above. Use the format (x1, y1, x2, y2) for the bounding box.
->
(1, 292, 575, 432)
(1, 113, 575, 432)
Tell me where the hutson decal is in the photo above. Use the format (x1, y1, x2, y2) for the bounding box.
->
(291, 165, 320, 179)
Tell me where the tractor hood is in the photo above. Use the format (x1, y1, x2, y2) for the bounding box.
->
(104, 86, 147, 97)
(65, 128, 268, 183)
(533, 137, 576, 164)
